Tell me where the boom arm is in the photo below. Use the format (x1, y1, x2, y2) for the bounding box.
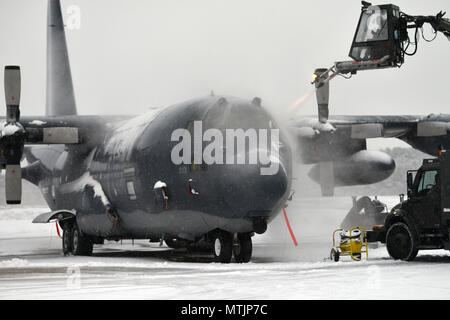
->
(405, 11, 450, 41)
(306, 3, 450, 197)
(438, 16, 450, 39)
(311, 2, 450, 125)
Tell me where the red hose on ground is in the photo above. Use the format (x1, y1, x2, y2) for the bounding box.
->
(55, 222, 62, 239)
(283, 207, 298, 246)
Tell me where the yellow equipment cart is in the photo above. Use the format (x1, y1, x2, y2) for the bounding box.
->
(330, 227, 368, 262)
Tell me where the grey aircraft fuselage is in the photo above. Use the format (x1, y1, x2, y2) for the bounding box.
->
(25, 96, 292, 242)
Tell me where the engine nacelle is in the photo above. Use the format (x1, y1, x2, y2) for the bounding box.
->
(308, 150, 395, 187)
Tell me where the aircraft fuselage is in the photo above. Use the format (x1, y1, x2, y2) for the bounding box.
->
(28, 96, 292, 243)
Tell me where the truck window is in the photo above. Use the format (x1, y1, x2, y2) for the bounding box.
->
(417, 170, 438, 196)
(355, 8, 389, 43)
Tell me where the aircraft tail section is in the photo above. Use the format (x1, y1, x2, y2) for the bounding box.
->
(46, 0, 77, 116)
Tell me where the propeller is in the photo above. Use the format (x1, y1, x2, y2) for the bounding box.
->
(1, 66, 82, 205)
(312, 68, 337, 196)
(319, 161, 335, 197)
(2, 66, 26, 204)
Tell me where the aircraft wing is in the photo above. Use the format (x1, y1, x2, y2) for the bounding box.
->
(289, 113, 450, 196)
(0, 113, 132, 204)
(12, 115, 132, 145)
(290, 114, 450, 139)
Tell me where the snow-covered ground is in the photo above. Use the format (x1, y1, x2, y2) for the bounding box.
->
(0, 196, 450, 300)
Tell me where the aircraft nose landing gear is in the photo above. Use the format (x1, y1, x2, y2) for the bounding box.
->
(212, 231, 233, 263)
(233, 233, 253, 263)
(211, 231, 253, 263)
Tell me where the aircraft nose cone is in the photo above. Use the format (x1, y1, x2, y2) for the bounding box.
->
(220, 157, 289, 219)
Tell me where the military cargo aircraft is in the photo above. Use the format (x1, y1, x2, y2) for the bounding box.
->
(1, 0, 293, 263)
(3, 0, 449, 262)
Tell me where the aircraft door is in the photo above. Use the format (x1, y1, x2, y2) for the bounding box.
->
(410, 170, 441, 229)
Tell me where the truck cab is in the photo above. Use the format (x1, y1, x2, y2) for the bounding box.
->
(367, 150, 450, 260)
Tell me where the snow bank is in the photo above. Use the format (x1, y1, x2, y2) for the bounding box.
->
(0, 258, 29, 268)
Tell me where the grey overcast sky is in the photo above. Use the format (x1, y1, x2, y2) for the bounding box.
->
(0, 0, 449, 125)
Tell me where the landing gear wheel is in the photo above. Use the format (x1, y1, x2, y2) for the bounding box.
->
(212, 231, 233, 263)
(233, 233, 253, 263)
(330, 248, 340, 262)
(62, 224, 73, 255)
(386, 222, 418, 261)
(72, 224, 93, 256)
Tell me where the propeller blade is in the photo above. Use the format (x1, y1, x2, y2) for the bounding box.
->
(3, 67, 25, 204)
(4, 66, 21, 123)
(319, 161, 335, 197)
(314, 68, 330, 123)
(5, 164, 22, 204)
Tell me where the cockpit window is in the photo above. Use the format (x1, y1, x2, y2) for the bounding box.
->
(203, 100, 276, 131)
(227, 104, 276, 130)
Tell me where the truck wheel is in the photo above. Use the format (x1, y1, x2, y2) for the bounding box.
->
(72, 223, 93, 256)
(233, 233, 252, 263)
(386, 222, 418, 261)
(212, 231, 233, 263)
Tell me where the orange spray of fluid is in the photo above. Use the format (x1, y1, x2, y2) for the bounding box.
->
(283, 207, 298, 246)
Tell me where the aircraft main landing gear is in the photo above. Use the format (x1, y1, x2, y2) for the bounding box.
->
(233, 233, 252, 263)
(62, 220, 93, 256)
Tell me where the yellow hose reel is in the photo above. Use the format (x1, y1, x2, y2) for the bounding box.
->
(330, 227, 368, 262)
